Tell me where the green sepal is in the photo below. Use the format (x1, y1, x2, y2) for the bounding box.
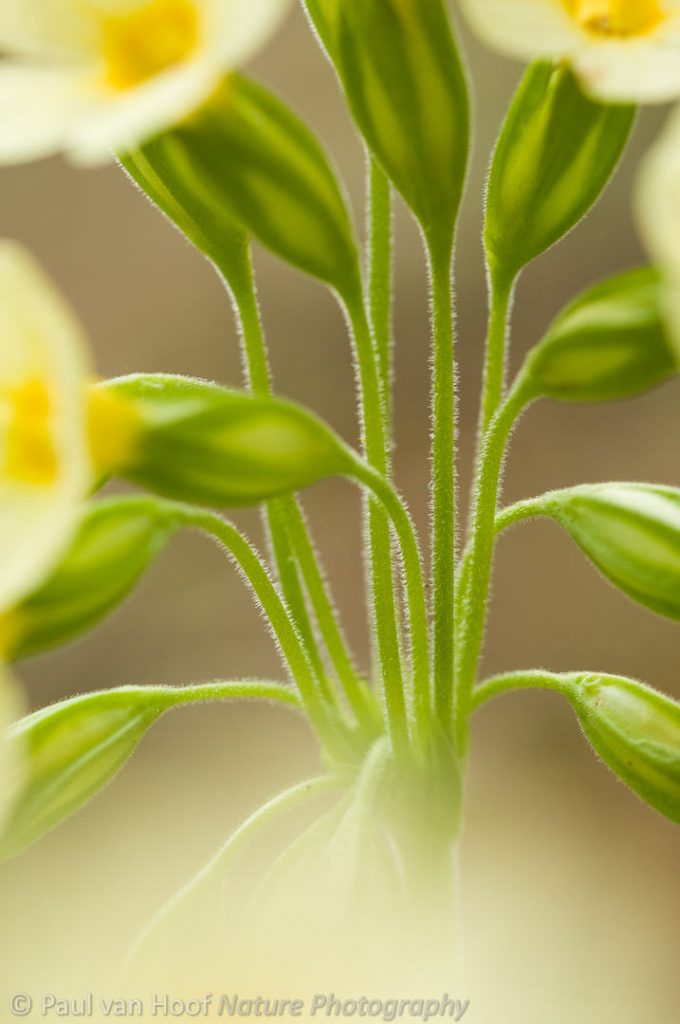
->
(120, 139, 251, 294)
(0, 683, 298, 859)
(4, 498, 175, 662)
(485, 62, 635, 278)
(567, 673, 680, 825)
(0, 688, 168, 859)
(125, 75, 360, 300)
(97, 374, 352, 508)
(534, 484, 680, 620)
(524, 267, 677, 402)
(313, 0, 470, 250)
(303, 0, 338, 57)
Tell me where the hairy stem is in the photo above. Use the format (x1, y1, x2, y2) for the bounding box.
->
(368, 156, 394, 443)
(428, 238, 457, 729)
(471, 670, 575, 713)
(283, 499, 369, 724)
(344, 291, 408, 754)
(478, 266, 515, 435)
(495, 494, 549, 534)
(150, 680, 302, 711)
(223, 242, 357, 718)
(455, 380, 534, 750)
(347, 456, 430, 745)
(167, 503, 341, 751)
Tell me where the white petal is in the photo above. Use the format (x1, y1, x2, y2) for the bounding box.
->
(203, 0, 291, 67)
(67, 58, 222, 162)
(637, 107, 680, 272)
(0, 0, 99, 59)
(0, 667, 22, 831)
(574, 32, 680, 103)
(0, 243, 92, 609)
(0, 64, 97, 165)
(637, 109, 680, 356)
(459, 0, 583, 61)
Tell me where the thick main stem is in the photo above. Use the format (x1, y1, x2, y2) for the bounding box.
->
(428, 239, 457, 729)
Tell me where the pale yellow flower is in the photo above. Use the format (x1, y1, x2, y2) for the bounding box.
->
(0, 0, 289, 164)
(637, 108, 680, 353)
(460, 0, 680, 103)
(0, 242, 92, 610)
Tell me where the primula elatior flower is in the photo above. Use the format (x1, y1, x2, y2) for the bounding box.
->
(637, 109, 680, 351)
(0, 0, 289, 164)
(461, 0, 680, 103)
(0, 242, 92, 610)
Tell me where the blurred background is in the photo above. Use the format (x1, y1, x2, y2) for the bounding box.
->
(0, 5, 678, 1021)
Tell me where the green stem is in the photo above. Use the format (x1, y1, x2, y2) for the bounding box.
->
(495, 495, 549, 534)
(344, 292, 408, 754)
(368, 156, 393, 441)
(479, 265, 515, 436)
(223, 236, 271, 396)
(222, 243, 356, 716)
(266, 498, 329, 687)
(428, 238, 457, 729)
(471, 670, 575, 714)
(455, 380, 535, 750)
(347, 456, 430, 744)
(126, 774, 343, 967)
(282, 499, 369, 724)
(151, 680, 302, 711)
(167, 503, 340, 752)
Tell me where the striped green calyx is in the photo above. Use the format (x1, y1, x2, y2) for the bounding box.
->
(567, 674, 680, 825)
(523, 267, 678, 402)
(485, 62, 635, 279)
(124, 75, 360, 300)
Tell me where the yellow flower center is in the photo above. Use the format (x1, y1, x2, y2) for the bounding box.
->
(3, 379, 58, 487)
(565, 0, 665, 36)
(102, 0, 201, 91)
(87, 386, 141, 476)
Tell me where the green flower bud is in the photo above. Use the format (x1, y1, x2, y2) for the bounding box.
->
(303, 0, 338, 57)
(524, 268, 677, 402)
(1, 682, 297, 859)
(0, 688, 167, 859)
(96, 374, 351, 509)
(2, 498, 175, 662)
(525, 484, 680, 620)
(485, 62, 635, 279)
(120, 137, 250, 293)
(567, 674, 680, 824)
(306, 0, 470, 250)
(124, 75, 360, 300)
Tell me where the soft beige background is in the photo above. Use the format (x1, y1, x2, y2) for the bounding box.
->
(0, 6, 678, 1022)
